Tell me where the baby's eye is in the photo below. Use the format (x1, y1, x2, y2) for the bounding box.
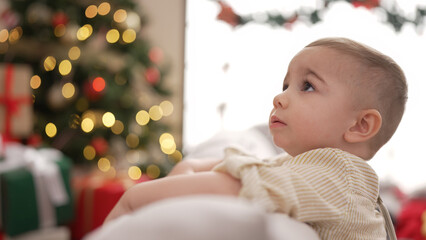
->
(282, 84, 289, 91)
(302, 81, 315, 92)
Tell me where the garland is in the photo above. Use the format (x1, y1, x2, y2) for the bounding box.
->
(216, 0, 426, 32)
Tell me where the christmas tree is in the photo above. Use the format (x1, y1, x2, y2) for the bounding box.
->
(0, 0, 181, 179)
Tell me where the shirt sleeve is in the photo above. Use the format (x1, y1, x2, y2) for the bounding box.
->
(215, 148, 351, 224)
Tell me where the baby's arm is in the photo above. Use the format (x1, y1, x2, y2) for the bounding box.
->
(104, 170, 241, 223)
(167, 158, 222, 176)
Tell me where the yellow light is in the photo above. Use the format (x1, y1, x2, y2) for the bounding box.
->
(85, 5, 98, 18)
(30, 75, 41, 89)
(106, 29, 119, 43)
(0, 29, 9, 43)
(59, 60, 72, 76)
(77, 25, 92, 41)
(44, 56, 56, 71)
(161, 139, 176, 154)
(81, 118, 94, 133)
(68, 46, 81, 60)
(54, 24, 66, 37)
(126, 133, 139, 148)
(160, 101, 174, 117)
(159, 133, 174, 145)
(8, 27, 22, 44)
(128, 166, 142, 180)
(147, 164, 161, 179)
(149, 105, 163, 121)
(102, 112, 115, 127)
(76, 97, 89, 112)
(122, 29, 136, 43)
(69, 114, 81, 129)
(62, 83, 75, 99)
(135, 110, 150, 126)
(169, 150, 183, 163)
(98, 157, 111, 172)
(83, 145, 96, 160)
(98, 2, 111, 15)
(45, 123, 57, 138)
(111, 120, 124, 134)
(113, 9, 127, 23)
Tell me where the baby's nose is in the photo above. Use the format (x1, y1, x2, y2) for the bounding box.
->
(273, 92, 289, 109)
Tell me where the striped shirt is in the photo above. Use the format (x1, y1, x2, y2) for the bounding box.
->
(214, 147, 386, 240)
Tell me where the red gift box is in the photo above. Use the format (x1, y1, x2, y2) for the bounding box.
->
(70, 172, 149, 240)
(0, 64, 33, 142)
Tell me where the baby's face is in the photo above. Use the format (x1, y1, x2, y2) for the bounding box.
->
(269, 46, 361, 156)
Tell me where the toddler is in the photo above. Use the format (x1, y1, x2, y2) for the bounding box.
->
(105, 37, 407, 240)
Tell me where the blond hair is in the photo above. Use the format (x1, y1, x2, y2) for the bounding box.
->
(306, 37, 408, 153)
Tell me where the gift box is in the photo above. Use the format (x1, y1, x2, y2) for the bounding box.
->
(0, 64, 33, 141)
(70, 172, 147, 239)
(0, 144, 74, 237)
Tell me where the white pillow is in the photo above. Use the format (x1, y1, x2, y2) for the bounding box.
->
(84, 195, 319, 240)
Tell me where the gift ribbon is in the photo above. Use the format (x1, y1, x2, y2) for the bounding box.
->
(0, 64, 32, 142)
(0, 143, 69, 229)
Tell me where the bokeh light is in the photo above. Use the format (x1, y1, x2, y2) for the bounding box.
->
(149, 105, 163, 121)
(77, 25, 93, 41)
(98, 2, 111, 15)
(30, 75, 41, 89)
(92, 77, 106, 92)
(59, 60, 72, 76)
(113, 9, 127, 23)
(62, 83, 75, 99)
(44, 56, 56, 71)
(168, 150, 183, 163)
(136, 110, 150, 126)
(147, 164, 161, 179)
(160, 100, 174, 116)
(45, 123, 57, 138)
(128, 166, 142, 180)
(159, 133, 176, 154)
(111, 120, 124, 134)
(81, 118, 94, 133)
(0, 29, 8, 43)
(126, 133, 139, 148)
(85, 5, 98, 18)
(8, 27, 22, 44)
(83, 145, 96, 160)
(98, 157, 111, 172)
(102, 112, 115, 127)
(54, 24, 66, 37)
(106, 29, 120, 43)
(122, 29, 136, 43)
(68, 46, 81, 60)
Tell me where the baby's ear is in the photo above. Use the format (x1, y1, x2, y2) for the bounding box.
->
(344, 109, 382, 143)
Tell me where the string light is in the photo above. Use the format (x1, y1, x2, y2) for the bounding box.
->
(98, 2, 111, 16)
(85, 5, 98, 18)
(168, 150, 183, 163)
(68, 46, 81, 60)
(30, 75, 41, 89)
(92, 77, 106, 92)
(98, 157, 111, 172)
(126, 133, 139, 148)
(77, 24, 93, 41)
(62, 82, 75, 99)
(136, 110, 150, 126)
(146, 164, 161, 179)
(83, 145, 96, 160)
(8, 27, 22, 44)
(106, 29, 120, 43)
(149, 105, 163, 121)
(111, 120, 124, 134)
(102, 112, 115, 127)
(54, 24, 66, 37)
(81, 118, 94, 133)
(44, 56, 56, 71)
(113, 9, 127, 23)
(45, 123, 57, 138)
(159, 133, 176, 154)
(0, 29, 9, 43)
(159, 100, 174, 116)
(122, 29, 136, 43)
(128, 166, 142, 180)
(59, 60, 72, 76)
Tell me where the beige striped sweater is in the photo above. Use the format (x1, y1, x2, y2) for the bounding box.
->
(214, 147, 386, 240)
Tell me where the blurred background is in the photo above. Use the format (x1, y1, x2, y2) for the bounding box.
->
(1, 0, 426, 239)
